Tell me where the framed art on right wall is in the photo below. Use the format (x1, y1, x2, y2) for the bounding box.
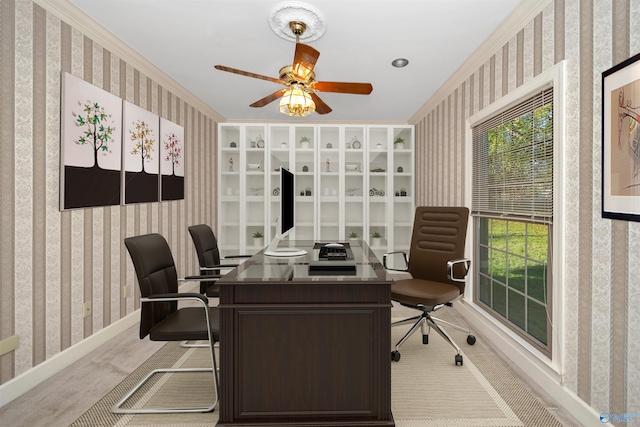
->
(602, 51, 640, 222)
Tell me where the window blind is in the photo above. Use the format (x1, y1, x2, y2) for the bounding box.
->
(472, 88, 553, 224)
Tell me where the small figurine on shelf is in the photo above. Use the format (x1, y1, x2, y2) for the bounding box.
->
(230, 141, 236, 148)
(326, 158, 331, 172)
(305, 187, 312, 196)
(228, 157, 234, 171)
(302, 165, 309, 172)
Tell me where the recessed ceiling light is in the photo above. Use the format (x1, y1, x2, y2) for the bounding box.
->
(392, 58, 409, 68)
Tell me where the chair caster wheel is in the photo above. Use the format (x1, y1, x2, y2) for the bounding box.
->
(467, 335, 476, 345)
(455, 354, 463, 366)
(422, 335, 429, 344)
(391, 351, 401, 362)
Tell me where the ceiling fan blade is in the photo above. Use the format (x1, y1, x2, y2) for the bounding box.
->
(214, 65, 284, 85)
(313, 81, 373, 95)
(292, 43, 320, 80)
(310, 92, 332, 114)
(249, 89, 287, 108)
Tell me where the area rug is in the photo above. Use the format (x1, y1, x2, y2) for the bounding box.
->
(70, 310, 564, 427)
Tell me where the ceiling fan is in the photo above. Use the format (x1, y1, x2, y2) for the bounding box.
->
(214, 22, 373, 116)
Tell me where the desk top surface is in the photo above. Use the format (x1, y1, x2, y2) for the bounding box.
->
(219, 240, 391, 284)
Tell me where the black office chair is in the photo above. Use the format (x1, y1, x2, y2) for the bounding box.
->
(383, 206, 475, 366)
(187, 224, 251, 297)
(112, 233, 219, 414)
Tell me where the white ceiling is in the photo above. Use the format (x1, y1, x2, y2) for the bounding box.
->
(70, 0, 523, 123)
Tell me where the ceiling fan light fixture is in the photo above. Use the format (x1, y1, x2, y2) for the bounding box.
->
(279, 84, 315, 117)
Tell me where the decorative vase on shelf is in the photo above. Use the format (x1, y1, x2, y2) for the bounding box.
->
(281, 141, 287, 148)
(300, 137, 311, 149)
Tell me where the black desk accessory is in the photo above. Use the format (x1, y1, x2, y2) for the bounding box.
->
(310, 242, 356, 274)
(308, 261, 356, 274)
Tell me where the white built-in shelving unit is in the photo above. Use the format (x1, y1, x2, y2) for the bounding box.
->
(218, 123, 414, 259)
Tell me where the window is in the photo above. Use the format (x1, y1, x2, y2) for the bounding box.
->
(472, 88, 553, 355)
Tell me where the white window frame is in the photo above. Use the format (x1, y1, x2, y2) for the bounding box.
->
(463, 62, 565, 376)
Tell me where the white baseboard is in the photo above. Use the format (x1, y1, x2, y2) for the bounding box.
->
(0, 311, 139, 407)
(455, 301, 602, 427)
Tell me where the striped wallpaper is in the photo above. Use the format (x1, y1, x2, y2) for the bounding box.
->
(412, 0, 639, 419)
(1, 0, 218, 384)
(2, 0, 640, 423)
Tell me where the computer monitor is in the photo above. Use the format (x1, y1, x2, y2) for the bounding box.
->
(264, 167, 307, 257)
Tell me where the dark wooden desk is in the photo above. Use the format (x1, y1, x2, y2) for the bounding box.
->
(216, 241, 394, 426)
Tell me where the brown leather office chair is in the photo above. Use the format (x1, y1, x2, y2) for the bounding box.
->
(383, 206, 476, 366)
(187, 224, 251, 297)
(112, 233, 220, 414)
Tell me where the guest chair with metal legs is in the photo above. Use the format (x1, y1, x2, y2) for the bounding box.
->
(187, 224, 251, 298)
(383, 206, 476, 366)
(112, 233, 220, 414)
(179, 224, 252, 350)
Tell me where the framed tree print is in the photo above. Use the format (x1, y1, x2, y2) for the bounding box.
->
(60, 72, 122, 210)
(123, 101, 160, 204)
(160, 118, 185, 201)
(602, 52, 640, 222)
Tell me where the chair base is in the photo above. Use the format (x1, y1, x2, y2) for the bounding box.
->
(391, 308, 475, 365)
(111, 367, 219, 414)
(180, 340, 219, 349)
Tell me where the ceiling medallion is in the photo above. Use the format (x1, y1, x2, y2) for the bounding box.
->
(269, 2, 326, 43)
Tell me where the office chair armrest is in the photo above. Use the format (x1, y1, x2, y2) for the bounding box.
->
(200, 265, 237, 271)
(180, 274, 222, 282)
(447, 258, 471, 282)
(142, 292, 209, 306)
(382, 251, 409, 271)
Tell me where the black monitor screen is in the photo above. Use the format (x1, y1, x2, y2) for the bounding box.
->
(281, 168, 294, 235)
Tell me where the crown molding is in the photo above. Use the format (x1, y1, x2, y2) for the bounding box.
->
(34, 0, 226, 123)
(408, 0, 553, 125)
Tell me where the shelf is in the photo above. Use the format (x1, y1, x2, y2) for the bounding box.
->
(219, 123, 413, 253)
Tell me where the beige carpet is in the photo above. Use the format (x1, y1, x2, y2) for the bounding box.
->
(69, 310, 567, 427)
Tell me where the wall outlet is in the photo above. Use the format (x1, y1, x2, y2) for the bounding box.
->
(83, 301, 92, 318)
(123, 285, 131, 298)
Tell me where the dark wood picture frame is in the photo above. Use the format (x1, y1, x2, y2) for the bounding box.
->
(602, 51, 640, 222)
